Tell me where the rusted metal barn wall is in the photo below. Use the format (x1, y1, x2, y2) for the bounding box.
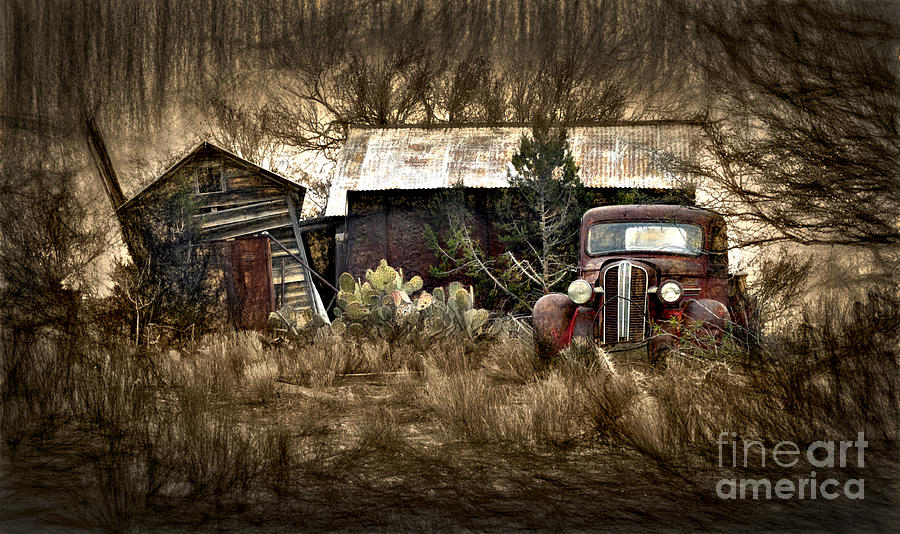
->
(328, 123, 702, 297)
(343, 189, 496, 288)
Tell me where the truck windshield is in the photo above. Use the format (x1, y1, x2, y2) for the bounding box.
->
(587, 222, 703, 255)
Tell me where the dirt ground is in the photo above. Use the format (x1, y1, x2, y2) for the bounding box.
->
(1, 375, 897, 533)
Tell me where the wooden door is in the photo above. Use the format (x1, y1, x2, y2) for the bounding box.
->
(222, 236, 274, 330)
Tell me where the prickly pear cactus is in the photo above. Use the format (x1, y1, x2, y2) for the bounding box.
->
(447, 281, 463, 297)
(332, 259, 497, 342)
(338, 272, 356, 293)
(415, 292, 433, 310)
(344, 301, 370, 321)
(366, 260, 401, 292)
(464, 308, 490, 338)
(432, 287, 445, 306)
(402, 275, 423, 294)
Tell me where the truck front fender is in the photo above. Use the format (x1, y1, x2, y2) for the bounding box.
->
(683, 298, 730, 337)
(533, 293, 577, 358)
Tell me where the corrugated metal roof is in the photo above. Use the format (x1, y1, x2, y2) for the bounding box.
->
(326, 123, 700, 217)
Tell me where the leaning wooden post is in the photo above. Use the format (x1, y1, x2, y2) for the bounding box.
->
(280, 258, 285, 308)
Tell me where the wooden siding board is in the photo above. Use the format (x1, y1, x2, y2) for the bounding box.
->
(196, 199, 289, 229)
(271, 247, 301, 259)
(226, 173, 275, 191)
(271, 273, 307, 285)
(120, 142, 303, 213)
(271, 263, 307, 284)
(266, 226, 297, 242)
(195, 189, 284, 209)
(283, 295, 311, 308)
(201, 216, 293, 242)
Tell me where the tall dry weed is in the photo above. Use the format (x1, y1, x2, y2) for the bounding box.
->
(244, 360, 279, 403)
(172, 409, 267, 499)
(521, 370, 586, 447)
(482, 334, 541, 384)
(749, 287, 900, 443)
(421, 369, 513, 442)
(0, 331, 76, 445)
(1, 288, 895, 530)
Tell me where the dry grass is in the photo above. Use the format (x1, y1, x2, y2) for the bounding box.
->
(0, 288, 897, 530)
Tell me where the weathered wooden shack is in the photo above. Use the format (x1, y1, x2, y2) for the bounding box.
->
(107, 142, 327, 329)
(325, 123, 701, 288)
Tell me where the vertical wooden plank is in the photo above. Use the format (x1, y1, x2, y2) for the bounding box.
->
(280, 258, 285, 309)
(285, 193, 327, 317)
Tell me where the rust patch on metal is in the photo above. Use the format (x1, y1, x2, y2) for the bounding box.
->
(533, 293, 577, 358)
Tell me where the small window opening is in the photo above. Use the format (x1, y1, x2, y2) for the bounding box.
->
(196, 166, 224, 194)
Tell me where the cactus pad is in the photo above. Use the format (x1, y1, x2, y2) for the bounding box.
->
(415, 292, 433, 310)
(328, 260, 496, 342)
(338, 272, 356, 294)
(453, 287, 472, 310)
(367, 259, 400, 291)
(432, 287, 445, 305)
(464, 308, 490, 336)
(447, 281, 463, 296)
(401, 275, 424, 293)
(344, 301, 370, 320)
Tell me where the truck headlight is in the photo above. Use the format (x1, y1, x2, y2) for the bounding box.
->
(659, 280, 683, 303)
(567, 279, 593, 304)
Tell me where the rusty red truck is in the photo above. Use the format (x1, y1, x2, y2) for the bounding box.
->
(533, 204, 755, 360)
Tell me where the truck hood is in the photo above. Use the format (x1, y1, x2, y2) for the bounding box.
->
(581, 255, 707, 279)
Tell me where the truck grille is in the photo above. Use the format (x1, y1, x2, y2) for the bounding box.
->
(603, 261, 648, 343)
